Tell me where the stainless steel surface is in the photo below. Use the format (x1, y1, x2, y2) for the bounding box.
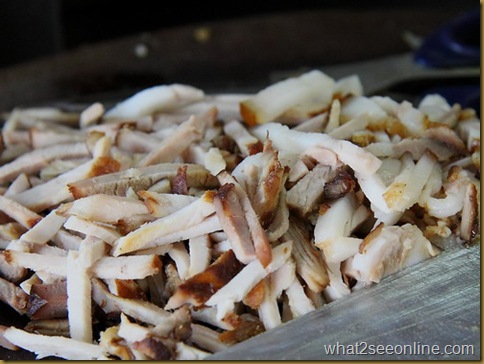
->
(209, 244, 480, 360)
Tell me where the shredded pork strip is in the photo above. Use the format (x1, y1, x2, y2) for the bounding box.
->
(0, 70, 479, 361)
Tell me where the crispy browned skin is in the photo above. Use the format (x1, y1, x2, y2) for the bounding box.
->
(168, 250, 243, 308)
(68, 163, 218, 199)
(171, 165, 188, 195)
(243, 279, 265, 309)
(219, 314, 265, 344)
(213, 183, 256, 264)
(109, 279, 147, 300)
(257, 148, 285, 228)
(88, 156, 121, 178)
(323, 168, 356, 200)
(132, 337, 175, 360)
(247, 141, 264, 156)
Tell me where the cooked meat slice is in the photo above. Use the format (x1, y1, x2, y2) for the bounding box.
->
(105, 84, 204, 119)
(24, 319, 70, 338)
(424, 167, 478, 219)
(328, 114, 369, 140)
(66, 250, 92, 343)
(205, 241, 292, 321)
(176, 342, 210, 360)
(202, 147, 227, 176)
(0, 195, 42, 229)
(6, 250, 162, 280)
(91, 278, 172, 326)
(80, 102, 104, 128)
(61, 194, 149, 223)
(5, 107, 79, 128)
(190, 324, 229, 353)
(68, 163, 217, 198)
(423, 125, 467, 156)
(133, 336, 175, 360)
(223, 120, 262, 157)
(344, 223, 440, 285)
(64, 215, 121, 245)
(190, 306, 234, 331)
(165, 250, 243, 310)
(4, 173, 31, 196)
(285, 277, 316, 318)
(288, 159, 310, 183)
(314, 193, 365, 263)
(354, 170, 392, 218)
(51, 229, 82, 250)
(98, 326, 135, 360)
(265, 186, 290, 242)
(112, 191, 218, 256)
(138, 190, 197, 218)
(240, 70, 335, 125)
(177, 93, 248, 123)
(168, 242, 190, 280)
(171, 165, 189, 195)
(456, 118, 480, 152)
(115, 127, 162, 153)
(286, 164, 336, 216)
(323, 168, 357, 200)
(251, 122, 382, 177)
(117, 313, 150, 344)
(137, 108, 216, 166)
(459, 183, 479, 242)
(292, 113, 327, 132)
(213, 183, 256, 265)
(322, 262, 351, 302)
(383, 152, 437, 212)
(0, 276, 30, 314)
(29, 128, 85, 149)
(243, 279, 265, 310)
(218, 314, 265, 345)
(218, 172, 273, 266)
(0, 325, 19, 350)
(302, 146, 341, 168)
(0, 142, 89, 185)
(231, 139, 285, 228)
(417, 94, 460, 126)
(28, 281, 67, 320)
(0, 252, 26, 283)
(91, 255, 162, 280)
(187, 234, 212, 277)
(11, 156, 121, 212)
(4, 250, 66, 277)
(18, 208, 67, 247)
(258, 260, 295, 330)
(283, 217, 329, 293)
(2, 327, 104, 360)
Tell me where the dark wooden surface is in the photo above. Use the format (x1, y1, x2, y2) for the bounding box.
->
(0, 7, 476, 111)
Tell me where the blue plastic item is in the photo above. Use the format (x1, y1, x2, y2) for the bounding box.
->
(414, 9, 480, 68)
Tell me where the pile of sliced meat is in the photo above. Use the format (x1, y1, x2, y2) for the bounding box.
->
(0, 70, 480, 360)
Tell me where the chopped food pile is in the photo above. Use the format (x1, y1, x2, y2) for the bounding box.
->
(0, 70, 480, 360)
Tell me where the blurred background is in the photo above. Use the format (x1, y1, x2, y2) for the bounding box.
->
(0, 0, 477, 68)
(0, 0, 478, 109)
